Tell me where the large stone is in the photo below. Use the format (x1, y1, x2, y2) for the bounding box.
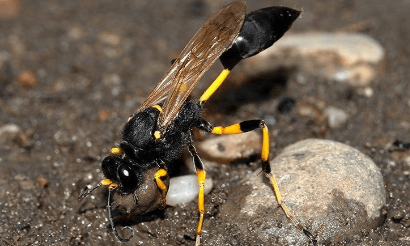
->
(242, 32, 385, 87)
(216, 139, 386, 245)
(196, 131, 262, 163)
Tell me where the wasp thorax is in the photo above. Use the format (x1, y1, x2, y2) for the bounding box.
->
(122, 108, 159, 149)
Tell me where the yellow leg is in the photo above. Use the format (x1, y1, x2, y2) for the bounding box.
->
(187, 144, 207, 246)
(195, 168, 206, 246)
(264, 172, 309, 234)
(199, 69, 231, 102)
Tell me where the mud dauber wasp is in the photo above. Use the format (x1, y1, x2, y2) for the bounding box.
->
(79, 1, 313, 245)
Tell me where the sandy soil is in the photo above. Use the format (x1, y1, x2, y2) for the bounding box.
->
(1, 0, 409, 245)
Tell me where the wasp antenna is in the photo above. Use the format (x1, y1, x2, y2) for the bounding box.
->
(78, 182, 102, 201)
(107, 186, 134, 242)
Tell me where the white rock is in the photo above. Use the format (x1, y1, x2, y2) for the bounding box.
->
(324, 106, 349, 128)
(166, 175, 213, 206)
(0, 124, 22, 144)
(0, 123, 21, 136)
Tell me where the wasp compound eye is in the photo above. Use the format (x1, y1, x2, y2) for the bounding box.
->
(118, 164, 139, 193)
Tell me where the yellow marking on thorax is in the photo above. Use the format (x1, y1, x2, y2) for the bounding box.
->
(110, 147, 122, 155)
(151, 105, 163, 139)
(154, 130, 161, 139)
(152, 104, 163, 113)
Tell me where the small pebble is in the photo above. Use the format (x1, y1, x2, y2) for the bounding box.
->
(296, 100, 326, 123)
(0, 0, 19, 19)
(0, 124, 22, 145)
(358, 86, 374, 98)
(98, 109, 110, 122)
(277, 97, 296, 114)
(196, 131, 261, 163)
(67, 26, 84, 40)
(324, 106, 348, 128)
(0, 123, 21, 136)
(99, 31, 121, 46)
(18, 70, 38, 88)
(103, 73, 123, 96)
(404, 156, 410, 168)
(13, 235, 20, 244)
(166, 175, 213, 206)
(37, 176, 49, 188)
(217, 139, 386, 245)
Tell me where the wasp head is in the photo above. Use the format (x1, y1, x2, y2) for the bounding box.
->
(101, 155, 143, 194)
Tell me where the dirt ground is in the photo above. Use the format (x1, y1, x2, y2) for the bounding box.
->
(1, 0, 410, 245)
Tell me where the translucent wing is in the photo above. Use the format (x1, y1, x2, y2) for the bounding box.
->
(139, 1, 246, 129)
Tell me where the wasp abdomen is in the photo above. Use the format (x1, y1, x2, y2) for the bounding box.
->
(220, 6, 301, 69)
